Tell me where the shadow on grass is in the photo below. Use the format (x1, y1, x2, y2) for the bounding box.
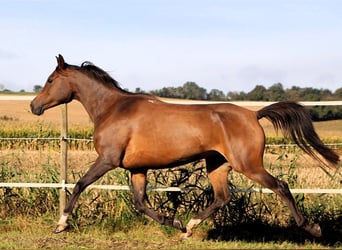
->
(206, 216, 342, 247)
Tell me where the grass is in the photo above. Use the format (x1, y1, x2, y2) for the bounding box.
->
(0, 148, 341, 249)
(0, 216, 341, 249)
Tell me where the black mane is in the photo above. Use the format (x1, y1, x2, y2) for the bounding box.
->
(78, 61, 123, 90)
(75, 61, 155, 98)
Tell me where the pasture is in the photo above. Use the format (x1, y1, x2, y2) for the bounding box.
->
(0, 96, 341, 249)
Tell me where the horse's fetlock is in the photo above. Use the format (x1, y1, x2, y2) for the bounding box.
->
(135, 206, 145, 214)
(133, 201, 146, 214)
(297, 218, 307, 228)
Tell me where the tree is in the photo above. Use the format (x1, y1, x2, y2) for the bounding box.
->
(320, 89, 332, 99)
(134, 87, 145, 93)
(266, 83, 288, 101)
(334, 87, 342, 99)
(33, 85, 43, 93)
(227, 91, 247, 100)
(150, 87, 181, 98)
(208, 89, 226, 101)
(286, 86, 301, 101)
(298, 87, 321, 101)
(246, 85, 267, 101)
(150, 82, 207, 100)
(182, 82, 207, 100)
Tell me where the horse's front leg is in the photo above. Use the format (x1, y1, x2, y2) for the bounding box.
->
(55, 157, 115, 233)
(130, 170, 185, 232)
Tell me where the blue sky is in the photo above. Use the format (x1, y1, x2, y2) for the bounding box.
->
(1, 0, 342, 93)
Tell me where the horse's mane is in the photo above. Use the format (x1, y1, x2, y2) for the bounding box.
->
(78, 61, 126, 91)
(75, 61, 156, 99)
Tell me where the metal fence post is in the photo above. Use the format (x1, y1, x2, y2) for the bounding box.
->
(60, 104, 68, 217)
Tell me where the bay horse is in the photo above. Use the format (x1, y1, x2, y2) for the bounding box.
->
(31, 55, 339, 239)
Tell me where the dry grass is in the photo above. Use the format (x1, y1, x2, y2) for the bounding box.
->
(1, 148, 340, 188)
(0, 99, 91, 126)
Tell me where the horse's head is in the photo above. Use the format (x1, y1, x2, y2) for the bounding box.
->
(31, 55, 74, 115)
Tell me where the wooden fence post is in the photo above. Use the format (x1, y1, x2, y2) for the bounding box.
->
(60, 104, 68, 217)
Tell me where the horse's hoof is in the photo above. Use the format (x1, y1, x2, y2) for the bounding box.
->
(304, 223, 322, 237)
(180, 231, 192, 240)
(54, 224, 69, 234)
(180, 229, 192, 240)
(310, 224, 322, 237)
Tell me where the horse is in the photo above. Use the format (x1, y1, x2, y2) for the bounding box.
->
(31, 55, 339, 239)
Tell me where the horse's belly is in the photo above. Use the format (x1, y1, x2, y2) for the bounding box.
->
(121, 117, 224, 168)
(121, 143, 208, 169)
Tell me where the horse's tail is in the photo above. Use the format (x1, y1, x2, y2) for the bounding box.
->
(257, 101, 340, 167)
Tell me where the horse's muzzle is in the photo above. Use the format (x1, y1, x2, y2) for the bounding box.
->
(30, 101, 44, 116)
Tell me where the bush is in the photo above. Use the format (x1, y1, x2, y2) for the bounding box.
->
(308, 106, 342, 121)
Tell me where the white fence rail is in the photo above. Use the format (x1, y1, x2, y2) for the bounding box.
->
(0, 182, 341, 194)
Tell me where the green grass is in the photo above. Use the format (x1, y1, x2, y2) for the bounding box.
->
(0, 216, 341, 249)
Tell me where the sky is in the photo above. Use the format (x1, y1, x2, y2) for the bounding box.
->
(1, 0, 342, 93)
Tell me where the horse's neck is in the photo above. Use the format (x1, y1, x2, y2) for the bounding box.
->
(74, 79, 124, 123)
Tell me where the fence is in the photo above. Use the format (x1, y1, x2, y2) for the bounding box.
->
(0, 97, 341, 217)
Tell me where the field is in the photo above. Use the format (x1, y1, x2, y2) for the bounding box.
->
(0, 96, 341, 248)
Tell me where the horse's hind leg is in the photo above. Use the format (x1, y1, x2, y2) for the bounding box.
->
(181, 157, 232, 239)
(130, 169, 184, 231)
(242, 165, 321, 237)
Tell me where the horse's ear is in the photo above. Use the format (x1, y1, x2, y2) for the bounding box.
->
(56, 54, 66, 70)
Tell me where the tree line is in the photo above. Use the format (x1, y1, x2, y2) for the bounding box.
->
(5, 81, 341, 102)
(142, 82, 342, 121)
(146, 82, 342, 101)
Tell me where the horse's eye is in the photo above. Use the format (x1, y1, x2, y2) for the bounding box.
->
(47, 78, 53, 84)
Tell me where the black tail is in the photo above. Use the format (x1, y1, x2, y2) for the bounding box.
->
(257, 101, 340, 167)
